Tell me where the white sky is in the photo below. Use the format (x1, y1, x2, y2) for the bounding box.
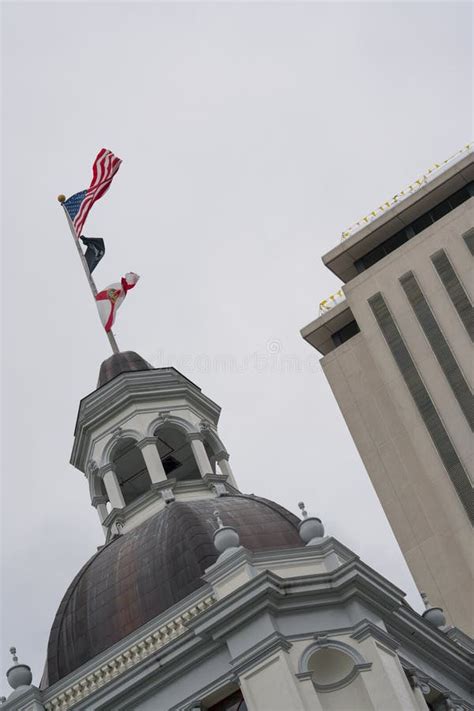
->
(1, 0, 472, 697)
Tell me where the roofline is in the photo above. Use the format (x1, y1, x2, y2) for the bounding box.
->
(300, 299, 355, 356)
(39, 550, 473, 711)
(322, 147, 474, 283)
(71, 367, 222, 471)
(96, 363, 202, 393)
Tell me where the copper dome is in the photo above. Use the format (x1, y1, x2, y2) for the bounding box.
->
(97, 350, 153, 388)
(42, 495, 301, 687)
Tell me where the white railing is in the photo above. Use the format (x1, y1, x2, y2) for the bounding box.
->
(317, 144, 473, 318)
(340, 143, 473, 242)
(319, 289, 345, 315)
(44, 595, 216, 710)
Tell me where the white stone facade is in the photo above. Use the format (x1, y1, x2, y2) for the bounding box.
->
(3, 538, 473, 710)
(3, 363, 473, 710)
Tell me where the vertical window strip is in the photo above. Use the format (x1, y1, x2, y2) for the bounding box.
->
(399, 272, 473, 430)
(368, 293, 473, 523)
(463, 228, 474, 256)
(430, 249, 473, 340)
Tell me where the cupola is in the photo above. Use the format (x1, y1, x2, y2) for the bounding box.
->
(71, 352, 238, 539)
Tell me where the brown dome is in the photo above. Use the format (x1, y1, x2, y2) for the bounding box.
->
(42, 495, 301, 687)
(97, 351, 153, 388)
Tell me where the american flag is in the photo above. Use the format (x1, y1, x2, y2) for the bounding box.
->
(63, 149, 122, 236)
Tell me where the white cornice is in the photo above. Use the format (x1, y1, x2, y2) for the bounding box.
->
(99, 479, 240, 539)
(71, 370, 221, 471)
(42, 594, 217, 711)
(229, 631, 292, 677)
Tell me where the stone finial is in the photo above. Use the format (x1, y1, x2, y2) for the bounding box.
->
(420, 591, 446, 629)
(212, 511, 240, 561)
(297, 501, 324, 546)
(298, 501, 308, 518)
(6, 646, 33, 691)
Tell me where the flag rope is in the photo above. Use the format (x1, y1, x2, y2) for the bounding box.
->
(59, 199, 120, 355)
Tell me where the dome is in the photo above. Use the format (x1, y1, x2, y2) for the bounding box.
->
(42, 495, 301, 687)
(97, 350, 153, 387)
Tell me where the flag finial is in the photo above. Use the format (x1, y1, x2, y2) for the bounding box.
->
(57, 194, 66, 203)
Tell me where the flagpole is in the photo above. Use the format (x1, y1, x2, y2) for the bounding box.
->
(58, 196, 120, 355)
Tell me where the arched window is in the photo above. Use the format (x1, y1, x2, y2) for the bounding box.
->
(297, 642, 373, 711)
(154, 425, 202, 481)
(111, 437, 151, 505)
(307, 647, 356, 688)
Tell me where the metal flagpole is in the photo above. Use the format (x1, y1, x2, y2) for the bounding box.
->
(58, 195, 120, 355)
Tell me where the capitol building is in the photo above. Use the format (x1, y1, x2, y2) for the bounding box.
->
(2, 347, 472, 710)
(2, 151, 473, 711)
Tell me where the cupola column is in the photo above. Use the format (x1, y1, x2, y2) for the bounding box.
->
(187, 432, 213, 477)
(100, 464, 126, 510)
(92, 495, 109, 524)
(408, 674, 430, 711)
(97, 503, 109, 523)
(215, 450, 237, 488)
(137, 437, 168, 484)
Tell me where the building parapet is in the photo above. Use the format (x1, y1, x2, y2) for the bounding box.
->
(319, 288, 345, 315)
(340, 143, 472, 242)
(322, 146, 474, 283)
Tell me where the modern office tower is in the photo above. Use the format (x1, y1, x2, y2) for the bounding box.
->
(301, 146, 473, 635)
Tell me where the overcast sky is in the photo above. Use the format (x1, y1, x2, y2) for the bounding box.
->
(1, 0, 472, 697)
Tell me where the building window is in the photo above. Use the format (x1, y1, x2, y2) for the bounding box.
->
(111, 438, 151, 505)
(208, 690, 247, 711)
(331, 319, 360, 347)
(355, 181, 473, 273)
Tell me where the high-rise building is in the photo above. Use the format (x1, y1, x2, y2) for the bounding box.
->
(301, 146, 473, 635)
(2, 351, 473, 710)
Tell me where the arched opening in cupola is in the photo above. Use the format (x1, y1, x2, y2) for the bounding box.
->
(111, 437, 151, 505)
(154, 425, 213, 481)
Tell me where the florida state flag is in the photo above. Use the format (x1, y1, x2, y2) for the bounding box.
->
(95, 273, 140, 332)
